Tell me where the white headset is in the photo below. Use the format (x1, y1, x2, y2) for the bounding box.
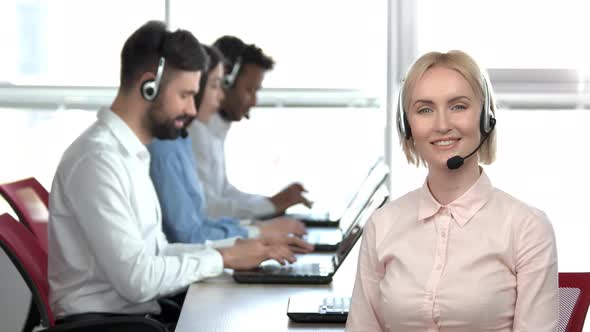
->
(223, 56, 242, 89)
(397, 72, 495, 140)
(141, 57, 166, 101)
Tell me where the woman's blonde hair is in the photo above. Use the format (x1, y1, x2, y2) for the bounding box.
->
(397, 50, 497, 167)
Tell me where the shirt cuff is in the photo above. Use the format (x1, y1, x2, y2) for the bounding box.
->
(239, 218, 254, 226)
(190, 248, 224, 278)
(244, 225, 261, 238)
(159, 242, 224, 279)
(205, 236, 239, 248)
(257, 197, 277, 216)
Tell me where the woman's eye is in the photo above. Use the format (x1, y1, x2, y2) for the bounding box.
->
(452, 104, 467, 111)
(417, 107, 432, 114)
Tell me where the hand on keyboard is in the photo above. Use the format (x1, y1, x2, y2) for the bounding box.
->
(260, 231, 314, 254)
(260, 217, 307, 236)
(218, 238, 297, 270)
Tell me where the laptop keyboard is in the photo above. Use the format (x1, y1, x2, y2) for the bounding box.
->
(319, 296, 351, 314)
(261, 263, 332, 276)
(305, 230, 342, 244)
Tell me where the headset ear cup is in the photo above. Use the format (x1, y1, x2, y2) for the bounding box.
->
(396, 84, 412, 140)
(141, 57, 166, 102)
(480, 112, 495, 135)
(480, 109, 487, 135)
(480, 73, 494, 134)
(482, 114, 496, 134)
(223, 57, 242, 89)
(403, 114, 412, 139)
(141, 80, 156, 101)
(223, 76, 232, 89)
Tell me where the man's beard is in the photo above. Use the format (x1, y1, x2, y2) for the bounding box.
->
(148, 103, 186, 140)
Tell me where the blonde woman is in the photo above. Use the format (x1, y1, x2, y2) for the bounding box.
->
(346, 50, 558, 331)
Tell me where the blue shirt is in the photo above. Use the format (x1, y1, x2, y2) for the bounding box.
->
(148, 136, 249, 243)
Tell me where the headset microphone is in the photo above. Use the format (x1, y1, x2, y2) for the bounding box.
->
(446, 118, 496, 170)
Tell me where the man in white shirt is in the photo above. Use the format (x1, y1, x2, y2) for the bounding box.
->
(188, 36, 311, 220)
(48, 21, 299, 331)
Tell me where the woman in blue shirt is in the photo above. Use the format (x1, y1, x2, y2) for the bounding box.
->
(149, 45, 313, 252)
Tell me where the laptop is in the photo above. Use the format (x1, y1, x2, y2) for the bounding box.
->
(287, 295, 351, 323)
(232, 185, 389, 284)
(287, 157, 387, 228)
(305, 162, 389, 252)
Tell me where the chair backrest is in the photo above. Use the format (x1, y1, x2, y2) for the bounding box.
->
(559, 272, 590, 332)
(0, 177, 49, 252)
(0, 213, 54, 327)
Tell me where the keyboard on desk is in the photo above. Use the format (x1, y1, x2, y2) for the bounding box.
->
(304, 229, 343, 252)
(261, 263, 330, 275)
(287, 296, 351, 323)
(232, 262, 334, 284)
(319, 296, 350, 315)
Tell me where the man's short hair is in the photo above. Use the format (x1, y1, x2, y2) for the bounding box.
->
(120, 20, 208, 91)
(213, 35, 274, 77)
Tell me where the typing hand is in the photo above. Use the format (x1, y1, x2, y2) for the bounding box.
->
(259, 229, 314, 254)
(261, 217, 307, 236)
(269, 182, 314, 213)
(218, 238, 297, 270)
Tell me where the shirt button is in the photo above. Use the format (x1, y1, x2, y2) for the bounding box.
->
(441, 232, 446, 238)
(436, 264, 442, 270)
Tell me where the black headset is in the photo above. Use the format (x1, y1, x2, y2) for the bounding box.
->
(223, 56, 242, 89)
(396, 72, 495, 140)
(141, 57, 166, 102)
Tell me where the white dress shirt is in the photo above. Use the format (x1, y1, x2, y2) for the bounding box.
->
(48, 108, 224, 318)
(187, 113, 275, 220)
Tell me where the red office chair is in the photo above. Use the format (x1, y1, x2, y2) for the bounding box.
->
(0, 177, 50, 332)
(0, 177, 49, 252)
(559, 272, 590, 332)
(0, 213, 167, 332)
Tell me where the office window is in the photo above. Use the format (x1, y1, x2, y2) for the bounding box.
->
(407, 0, 590, 272)
(416, 0, 590, 70)
(0, 0, 164, 86)
(170, 0, 388, 212)
(170, 0, 387, 91)
(225, 107, 385, 214)
(0, 108, 96, 187)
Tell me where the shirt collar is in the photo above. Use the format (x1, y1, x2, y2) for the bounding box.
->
(190, 118, 207, 131)
(97, 108, 150, 161)
(206, 112, 231, 140)
(417, 170, 494, 227)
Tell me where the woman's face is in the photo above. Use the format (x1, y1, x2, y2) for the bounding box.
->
(196, 63, 225, 123)
(407, 65, 482, 170)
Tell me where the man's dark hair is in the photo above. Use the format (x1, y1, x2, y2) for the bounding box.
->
(194, 45, 226, 110)
(120, 20, 208, 91)
(213, 35, 274, 77)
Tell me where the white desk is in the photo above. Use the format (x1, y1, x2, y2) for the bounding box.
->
(175, 243, 360, 332)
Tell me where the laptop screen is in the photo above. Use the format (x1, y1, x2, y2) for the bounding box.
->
(333, 185, 389, 269)
(337, 161, 389, 233)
